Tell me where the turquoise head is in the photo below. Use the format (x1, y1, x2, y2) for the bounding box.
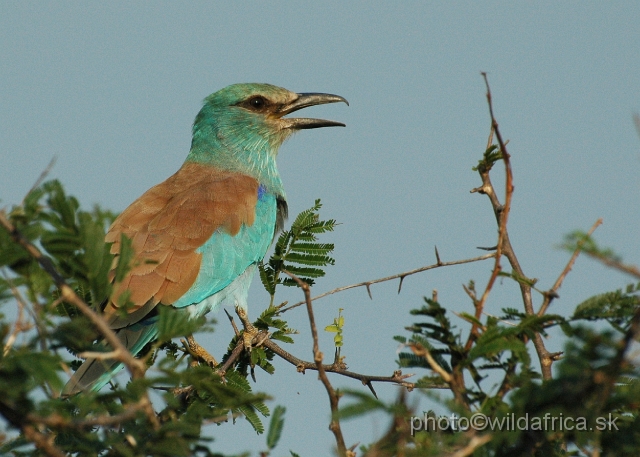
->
(187, 83, 347, 195)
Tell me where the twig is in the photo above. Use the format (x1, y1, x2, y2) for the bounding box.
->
(262, 338, 423, 391)
(597, 305, 640, 409)
(465, 74, 514, 352)
(538, 218, 603, 316)
(284, 271, 349, 457)
(470, 74, 554, 380)
(280, 253, 495, 314)
(27, 399, 147, 428)
(217, 339, 245, 375)
(407, 343, 451, 383)
(2, 269, 49, 358)
(77, 350, 123, 360)
(2, 275, 34, 356)
(21, 156, 57, 207)
(447, 434, 492, 457)
(182, 335, 218, 367)
(224, 308, 241, 336)
(583, 251, 640, 280)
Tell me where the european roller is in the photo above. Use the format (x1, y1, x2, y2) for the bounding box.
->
(63, 83, 347, 394)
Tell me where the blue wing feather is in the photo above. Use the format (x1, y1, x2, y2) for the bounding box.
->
(172, 191, 277, 314)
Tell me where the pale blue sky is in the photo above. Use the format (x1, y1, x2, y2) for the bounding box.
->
(2, 2, 640, 453)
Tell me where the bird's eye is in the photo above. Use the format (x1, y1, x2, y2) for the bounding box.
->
(248, 96, 266, 110)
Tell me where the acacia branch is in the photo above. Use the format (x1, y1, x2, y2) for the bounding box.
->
(583, 250, 640, 280)
(285, 271, 349, 457)
(447, 434, 493, 457)
(538, 218, 603, 316)
(469, 74, 554, 380)
(261, 338, 424, 392)
(27, 399, 147, 428)
(465, 74, 514, 352)
(280, 253, 495, 314)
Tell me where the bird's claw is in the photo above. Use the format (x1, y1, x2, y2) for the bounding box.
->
(242, 327, 259, 352)
(235, 306, 258, 352)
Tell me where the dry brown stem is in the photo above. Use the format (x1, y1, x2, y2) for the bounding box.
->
(281, 253, 495, 314)
(285, 270, 349, 456)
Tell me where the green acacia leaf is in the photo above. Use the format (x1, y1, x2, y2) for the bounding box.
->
(157, 306, 206, 341)
(266, 405, 286, 449)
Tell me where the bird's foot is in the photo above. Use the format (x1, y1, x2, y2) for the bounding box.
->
(183, 335, 218, 367)
(235, 306, 258, 352)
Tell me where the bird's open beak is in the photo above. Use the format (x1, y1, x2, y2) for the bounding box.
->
(278, 93, 348, 129)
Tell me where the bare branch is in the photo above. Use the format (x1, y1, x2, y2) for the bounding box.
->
(280, 253, 495, 314)
(447, 433, 493, 457)
(284, 271, 349, 456)
(77, 350, 123, 361)
(217, 339, 245, 375)
(470, 74, 554, 380)
(21, 156, 57, 206)
(262, 338, 423, 391)
(408, 343, 451, 383)
(538, 218, 603, 316)
(583, 250, 640, 280)
(464, 74, 515, 353)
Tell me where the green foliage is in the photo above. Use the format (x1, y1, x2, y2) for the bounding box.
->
(571, 282, 640, 332)
(0, 180, 116, 308)
(324, 307, 345, 348)
(1, 180, 314, 456)
(472, 144, 503, 173)
(265, 405, 285, 450)
(157, 305, 209, 342)
(335, 236, 640, 456)
(2, 125, 640, 457)
(259, 199, 336, 302)
(563, 230, 621, 262)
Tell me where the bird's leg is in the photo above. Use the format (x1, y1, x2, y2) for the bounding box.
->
(182, 335, 218, 367)
(235, 306, 259, 351)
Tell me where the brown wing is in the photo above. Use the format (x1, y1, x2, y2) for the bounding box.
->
(103, 161, 258, 328)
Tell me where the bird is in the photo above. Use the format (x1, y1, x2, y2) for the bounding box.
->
(62, 83, 347, 395)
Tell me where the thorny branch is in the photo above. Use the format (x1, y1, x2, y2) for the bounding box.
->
(537, 218, 603, 317)
(280, 252, 495, 314)
(447, 434, 493, 457)
(469, 74, 555, 380)
(185, 309, 426, 400)
(465, 74, 514, 352)
(583, 249, 640, 281)
(261, 338, 422, 394)
(285, 271, 350, 457)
